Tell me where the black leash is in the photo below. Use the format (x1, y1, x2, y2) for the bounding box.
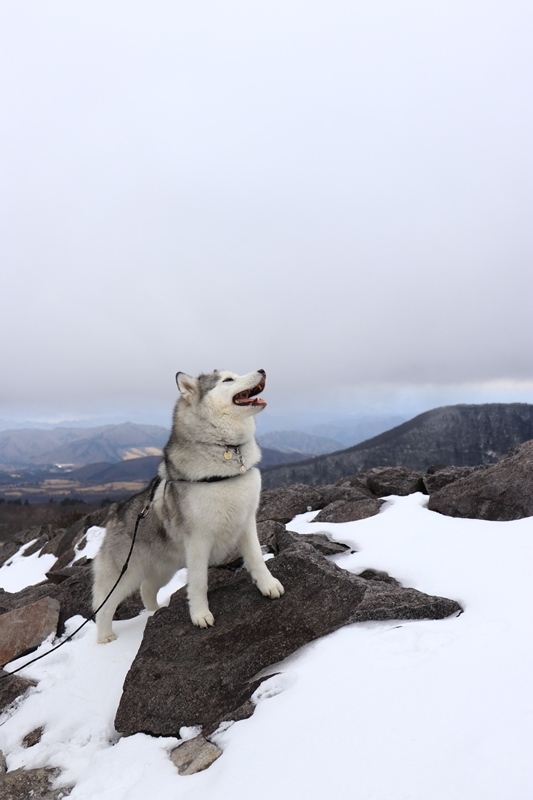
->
(0, 477, 162, 679)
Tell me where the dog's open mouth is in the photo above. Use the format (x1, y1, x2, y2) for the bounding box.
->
(233, 377, 267, 407)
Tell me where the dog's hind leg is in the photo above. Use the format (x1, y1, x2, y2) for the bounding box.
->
(140, 561, 180, 612)
(92, 560, 141, 644)
(140, 579, 160, 612)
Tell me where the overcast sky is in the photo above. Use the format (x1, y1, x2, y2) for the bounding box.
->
(1, 1, 532, 428)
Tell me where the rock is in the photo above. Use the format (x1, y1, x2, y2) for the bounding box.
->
(37, 535, 67, 560)
(49, 565, 94, 633)
(256, 520, 286, 549)
(263, 527, 352, 556)
(0, 568, 94, 639)
(428, 440, 533, 521)
(318, 483, 374, 505)
(284, 532, 352, 555)
(313, 498, 384, 523)
(257, 485, 323, 523)
(0, 767, 71, 799)
(44, 509, 108, 573)
(20, 526, 64, 558)
(423, 465, 486, 494)
(217, 698, 256, 727)
(336, 474, 374, 492)
(0, 526, 60, 567)
(170, 736, 222, 775)
(22, 727, 44, 748)
(45, 562, 90, 585)
(0, 509, 108, 572)
(363, 467, 426, 497)
(0, 597, 60, 666)
(0, 670, 36, 715)
(348, 577, 460, 623)
(0, 584, 55, 618)
(115, 538, 461, 737)
(357, 568, 401, 587)
(0, 750, 6, 774)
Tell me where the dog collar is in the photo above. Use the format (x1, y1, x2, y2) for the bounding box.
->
(166, 472, 247, 485)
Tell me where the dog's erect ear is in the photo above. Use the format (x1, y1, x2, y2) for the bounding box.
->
(176, 372, 198, 397)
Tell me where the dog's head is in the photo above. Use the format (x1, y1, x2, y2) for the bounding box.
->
(175, 369, 267, 417)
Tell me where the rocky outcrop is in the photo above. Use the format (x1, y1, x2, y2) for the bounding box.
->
(428, 440, 533, 521)
(115, 532, 461, 737)
(258, 478, 388, 526)
(4, 438, 529, 787)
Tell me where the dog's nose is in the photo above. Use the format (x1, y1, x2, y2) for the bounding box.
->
(258, 369, 266, 376)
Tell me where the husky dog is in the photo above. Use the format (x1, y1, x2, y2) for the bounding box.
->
(92, 368, 284, 643)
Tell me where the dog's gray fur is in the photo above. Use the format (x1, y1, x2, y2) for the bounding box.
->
(92, 368, 284, 643)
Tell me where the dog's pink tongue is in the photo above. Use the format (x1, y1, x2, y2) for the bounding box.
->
(237, 396, 266, 406)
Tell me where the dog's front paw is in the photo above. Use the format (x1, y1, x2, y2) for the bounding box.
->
(190, 609, 215, 628)
(257, 576, 285, 599)
(97, 632, 117, 644)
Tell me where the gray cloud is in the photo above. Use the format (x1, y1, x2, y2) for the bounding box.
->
(1, 1, 532, 423)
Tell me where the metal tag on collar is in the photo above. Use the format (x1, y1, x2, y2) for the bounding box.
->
(224, 445, 246, 472)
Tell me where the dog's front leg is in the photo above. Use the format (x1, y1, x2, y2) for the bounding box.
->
(185, 539, 215, 628)
(239, 522, 285, 599)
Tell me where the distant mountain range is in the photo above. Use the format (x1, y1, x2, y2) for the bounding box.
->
(0, 423, 169, 467)
(0, 413, 405, 469)
(261, 403, 533, 489)
(257, 430, 343, 455)
(256, 414, 407, 455)
(2, 405, 532, 501)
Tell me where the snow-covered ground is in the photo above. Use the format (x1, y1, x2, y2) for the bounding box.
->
(1, 494, 532, 799)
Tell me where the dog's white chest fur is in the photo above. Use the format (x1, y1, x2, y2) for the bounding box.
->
(157, 467, 262, 566)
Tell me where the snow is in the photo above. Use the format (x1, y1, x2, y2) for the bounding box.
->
(72, 525, 106, 562)
(0, 539, 58, 592)
(1, 494, 532, 799)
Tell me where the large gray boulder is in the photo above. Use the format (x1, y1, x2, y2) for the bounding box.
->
(363, 467, 426, 497)
(115, 534, 461, 737)
(428, 440, 533, 521)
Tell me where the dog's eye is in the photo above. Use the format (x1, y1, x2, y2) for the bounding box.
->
(222, 377, 234, 383)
